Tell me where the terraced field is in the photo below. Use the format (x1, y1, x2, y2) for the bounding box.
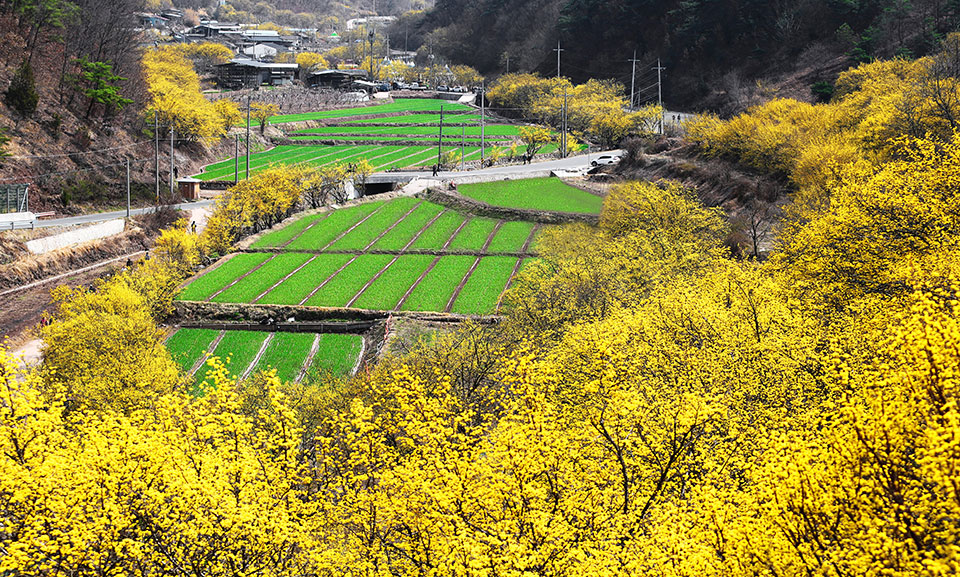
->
(458, 177, 604, 214)
(178, 197, 541, 315)
(196, 97, 562, 181)
(166, 327, 363, 383)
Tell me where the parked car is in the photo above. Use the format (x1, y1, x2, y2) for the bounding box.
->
(591, 154, 622, 166)
(436, 85, 450, 92)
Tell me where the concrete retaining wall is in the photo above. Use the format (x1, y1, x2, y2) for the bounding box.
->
(26, 219, 125, 255)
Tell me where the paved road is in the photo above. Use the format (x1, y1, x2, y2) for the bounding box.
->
(2, 199, 216, 230)
(379, 149, 625, 183)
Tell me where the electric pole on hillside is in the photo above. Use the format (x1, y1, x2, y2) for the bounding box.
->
(245, 94, 252, 180)
(629, 50, 641, 109)
(553, 41, 564, 78)
(654, 58, 666, 134)
(126, 157, 131, 218)
(234, 135, 239, 183)
(368, 28, 376, 80)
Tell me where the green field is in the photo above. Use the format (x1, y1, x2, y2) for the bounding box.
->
(458, 177, 604, 214)
(177, 253, 272, 302)
(487, 221, 537, 253)
(343, 113, 482, 125)
(326, 197, 420, 251)
(451, 257, 519, 315)
(371, 204, 445, 251)
(285, 201, 384, 251)
(351, 255, 436, 310)
(166, 328, 220, 373)
(400, 255, 476, 312)
(167, 329, 364, 384)
(257, 253, 354, 305)
(304, 254, 395, 307)
(211, 253, 313, 304)
(307, 334, 363, 377)
(250, 332, 317, 382)
(293, 125, 525, 137)
(448, 218, 499, 251)
(409, 211, 466, 250)
(207, 330, 270, 380)
(264, 98, 473, 124)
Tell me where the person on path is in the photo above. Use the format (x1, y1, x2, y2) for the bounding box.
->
(432, 164, 439, 177)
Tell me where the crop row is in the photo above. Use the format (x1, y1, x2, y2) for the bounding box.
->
(256, 199, 536, 255)
(265, 98, 473, 124)
(341, 113, 482, 125)
(290, 135, 511, 145)
(293, 124, 526, 137)
(166, 329, 363, 384)
(458, 177, 604, 214)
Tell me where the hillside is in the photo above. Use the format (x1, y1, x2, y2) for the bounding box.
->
(406, 0, 960, 113)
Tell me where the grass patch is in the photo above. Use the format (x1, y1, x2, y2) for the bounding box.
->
(447, 218, 499, 251)
(304, 254, 395, 307)
(166, 328, 220, 373)
(249, 332, 316, 382)
(451, 256, 518, 315)
(251, 213, 326, 249)
(204, 330, 270, 380)
(211, 253, 313, 303)
(400, 255, 476, 312)
(177, 253, 272, 302)
(326, 198, 421, 251)
(351, 255, 435, 310)
(257, 254, 354, 305)
(458, 177, 603, 214)
(408, 211, 467, 250)
(306, 334, 363, 377)
(296, 124, 524, 137)
(286, 201, 384, 251)
(371, 203, 445, 251)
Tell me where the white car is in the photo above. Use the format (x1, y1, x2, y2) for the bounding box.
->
(591, 154, 621, 166)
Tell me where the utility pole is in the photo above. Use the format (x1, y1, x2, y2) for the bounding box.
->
(654, 58, 666, 134)
(629, 50, 641, 109)
(126, 157, 131, 218)
(553, 41, 564, 79)
(368, 28, 376, 80)
(436, 104, 443, 172)
(480, 80, 485, 166)
(234, 135, 240, 183)
(169, 129, 175, 198)
(461, 124, 465, 171)
(245, 94, 252, 179)
(505, 53, 509, 74)
(154, 110, 159, 204)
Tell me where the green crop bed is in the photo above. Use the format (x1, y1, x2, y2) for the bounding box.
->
(367, 146, 434, 170)
(211, 253, 313, 303)
(286, 202, 384, 251)
(371, 203, 445, 251)
(343, 113, 481, 125)
(451, 257, 518, 315)
(458, 177, 603, 214)
(351, 255, 435, 310)
(206, 330, 270, 380)
(448, 218, 499, 251)
(294, 124, 524, 137)
(177, 253, 271, 302)
(326, 198, 420, 251)
(251, 213, 326, 249)
(266, 99, 472, 124)
(196, 145, 369, 180)
(308, 334, 363, 377)
(304, 254, 394, 307)
(400, 255, 476, 311)
(487, 221, 536, 253)
(408, 212, 467, 250)
(166, 328, 220, 373)
(250, 332, 316, 382)
(257, 253, 354, 305)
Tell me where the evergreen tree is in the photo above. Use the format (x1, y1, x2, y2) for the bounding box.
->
(5, 61, 39, 117)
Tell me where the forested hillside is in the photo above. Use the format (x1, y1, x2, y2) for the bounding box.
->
(410, 0, 960, 111)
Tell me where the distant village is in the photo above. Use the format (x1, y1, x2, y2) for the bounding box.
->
(136, 11, 420, 93)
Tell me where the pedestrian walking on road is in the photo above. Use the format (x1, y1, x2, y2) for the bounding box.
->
(432, 164, 439, 177)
